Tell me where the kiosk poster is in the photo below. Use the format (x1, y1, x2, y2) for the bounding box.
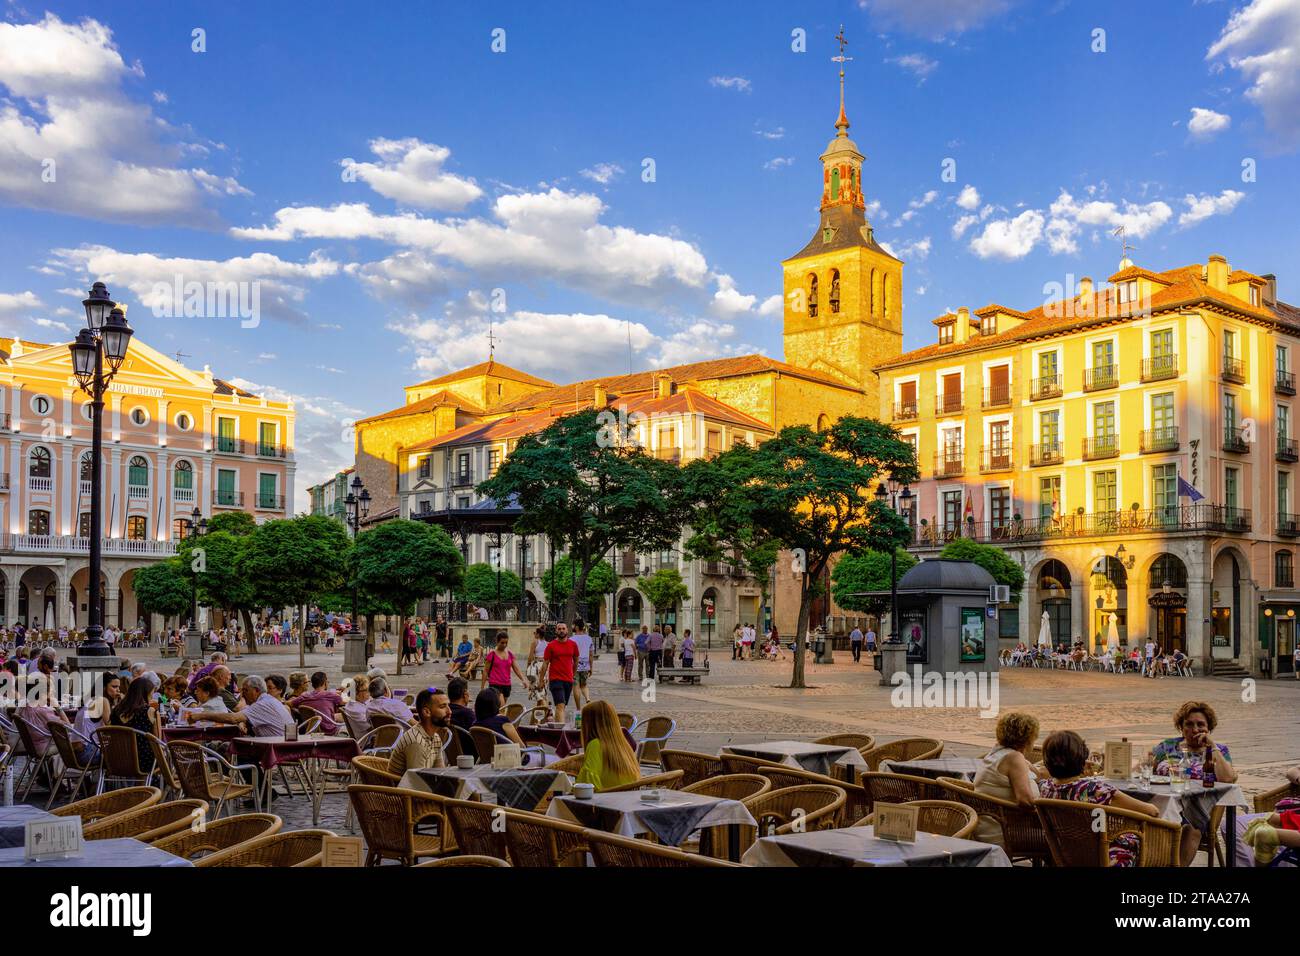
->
(960, 608, 986, 662)
(902, 609, 927, 664)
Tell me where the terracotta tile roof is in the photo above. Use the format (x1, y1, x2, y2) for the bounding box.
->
(356, 389, 485, 426)
(931, 312, 958, 326)
(213, 378, 258, 398)
(974, 303, 1029, 318)
(410, 360, 555, 391)
(618, 390, 774, 432)
(405, 406, 569, 452)
(1228, 269, 1264, 284)
(877, 262, 1287, 372)
(1108, 265, 1175, 285)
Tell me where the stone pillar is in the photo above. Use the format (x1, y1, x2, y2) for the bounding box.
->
(1186, 575, 1212, 664)
(343, 631, 368, 673)
(3, 571, 22, 627)
(55, 582, 70, 629)
(1070, 575, 1086, 648)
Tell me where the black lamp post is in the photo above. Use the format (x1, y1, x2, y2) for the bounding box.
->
(69, 283, 133, 656)
(181, 506, 207, 651)
(874, 477, 914, 645)
(344, 474, 370, 633)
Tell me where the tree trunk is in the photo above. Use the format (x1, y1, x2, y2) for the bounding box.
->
(790, 577, 811, 689)
(395, 613, 405, 676)
(299, 604, 306, 668)
(240, 608, 258, 654)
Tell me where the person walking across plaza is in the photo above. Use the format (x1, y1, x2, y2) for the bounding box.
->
(621, 629, 636, 681)
(849, 624, 864, 663)
(539, 622, 579, 725)
(646, 623, 664, 680)
(570, 618, 594, 711)
(732, 622, 742, 660)
(635, 626, 650, 681)
(480, 630, 528, 702)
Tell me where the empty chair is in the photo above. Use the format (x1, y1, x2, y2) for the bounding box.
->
(503, 703, 524, 723)
(93, 725, 157, 792)
(634, 716, 677, 765)
(51, 786, 161, 826)
(659, 749, 723, 786)
(719, 752, 782, 776)
(11, 714, 54, 800)
(1035, 797, 1182, 867)
(500, 809, 589, 867)
(348, 784, 451, 866)
(756, 764, 869, 825)
(860, 737, 944, 772)
(855, 799, 978, 839)
(468, 726, 545, 767)
(814, 733, 876, 751)
(45, 722, 97, 809)
(168, 740, 259, 818)
(146, 734, 182, 801)
(351, 754, 401, 787)
(616, 712, 639, 733)
(682, 774, 771, 801)
(151, 813, 283, 861)
(443, 797, 509, 860)
(586, 829, 741, 867)
(858, 772, 947, 813)
(417, 855, 511, 867)
(196, 828, 336, 867)
(738, 784, 846, 854)
(82, 798, 209, 843)
(547, 753, 584, 776)
(600, 770, 684, 792)
(355, 724, 403, 755)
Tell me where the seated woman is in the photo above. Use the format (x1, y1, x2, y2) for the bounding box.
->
(471, 686, 529, 753)
(1244, 799, 1300, 865)
(971, 711, 1043, 844)
(189, 676, 230, 715)
(1148, 700, 1237, 783)
(575, 699, 640, 791)
(1038, 730, 1159, 866)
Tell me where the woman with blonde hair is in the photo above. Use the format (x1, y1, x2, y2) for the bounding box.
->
(971, 711, 1044, 844)
(576, 700, 640, 791)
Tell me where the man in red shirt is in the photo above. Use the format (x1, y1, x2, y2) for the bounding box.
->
(539, 622, 580, 724)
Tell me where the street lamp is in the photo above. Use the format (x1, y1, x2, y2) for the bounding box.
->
(180, 507, 207, 655)
(70, 283, 133, 656)
(874, 477, 914, 645)
(344, 474, 370, 633)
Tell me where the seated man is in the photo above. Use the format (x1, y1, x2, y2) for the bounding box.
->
(446, 677, 475, 735)
(291, 671, 344, 734)
(190, 675, 292, 737)
(365, 677, 414, 726)
(387, 687, 451, 775)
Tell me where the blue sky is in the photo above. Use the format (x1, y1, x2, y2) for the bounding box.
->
(2, 0, 1298, 507)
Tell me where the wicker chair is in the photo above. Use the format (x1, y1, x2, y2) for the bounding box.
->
(756, 764, 869, 825)
(351, 754, 401, 787)
(682, 774, 771, 801)
(935, 779, 1051, 865)
(815, 733, 876, 752)
(11, 714, 53, 800)
(737, 784, 846, 854)
(82, 798, 209, 843)
(1034, 797, 1182, 866)
(634, 716, 677, 765)
(659, 749, 723, 786)
(93, 725, 158, 792)
(348, 784, 451, 866)
(500, 809, 589, 866)
(1254, 780, 1300, 813)
(548, 753, 585, 776)
(355, 724, 403, 755)
(195, 828, 336, 867)
(51, 786, 161, 825)
(367, 710, 404, 730)
(503, 703, 524, 723)
(600, 769, 684, 792)
(856, 799, 978, 839)
(168, 740, 259, 818)
(417, 854, 511, 867)
(720, 752, 779, 776)
(860, 737, 944, 772)
(586, 829, 742, 867)
(468, 726, 545, 767)
(151, 813, 282, 860)
(146, 734, 182, 801)
(858, 772, 947, 813)
(443, 797, 509, 860)
(45, 722, 97, 809)
(616, 712, 640, 733)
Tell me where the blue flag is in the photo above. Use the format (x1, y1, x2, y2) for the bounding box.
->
(1177, 475, 1204, 502)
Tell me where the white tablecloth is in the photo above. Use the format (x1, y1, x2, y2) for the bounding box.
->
(400, 766, 570, 810)
(743, 826, 1011, 868)
(0, 837, 192, 867)
(722, 741, 868, 777)
(549, 790, 756, 846)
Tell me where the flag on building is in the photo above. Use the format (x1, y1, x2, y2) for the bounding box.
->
(1177, 475, 1204, 502)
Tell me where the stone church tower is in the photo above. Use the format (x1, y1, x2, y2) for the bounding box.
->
(782, 61, 903, 412)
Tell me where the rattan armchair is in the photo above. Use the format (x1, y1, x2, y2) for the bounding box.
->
(468, 726, 546, 767)
(82, 798, 209, 843)
(45, 722, 97, 809)
(720, 752, 780, 776)
(855, 799, 978, 839)
(737, 784, 846, 854)
(351, 754, 401, 787)
(151, 813, 282, 860)
(616, 712, 640, 734)
(858, 772, 947, 813)
(935, 778, 1051, 865)
(51, 786, 161, 825)
(499, 809, 589, 866)
(1034, 797, 1183, 866)
(815, 733, 876, 751)
(11, 713, 53, 800)
(586, 828, 742, 867)
(93, 725, 158, 792)
(195, 828, 335, 867)
(634, 716, 677, 766)
(1254, 780, 1300, 813)
(146, 733, 182, 801)
(860, 737, 944, 771)
(417, 854, 511, 867)
(756, 764, 869, 825)
(443, 797, 509, 860)
(683, 773, 771, 801)
(168, 740, 259, 818)
(659, 749, 723, 786)
(348, 784, 452, 866)
(600, 769, 684, 792)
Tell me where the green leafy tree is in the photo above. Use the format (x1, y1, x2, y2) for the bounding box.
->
(131, 558, 193, 622)
(205, 511, 257, 537)
(456, 562, 523, 605)
(540, 555, 616, 611)
(939, 537, 1025, 599)
(636, 567, 690, 629)
(238, 515, 352, 667)
(178, 529, 263, 653)
(478, 408, 689, 621)
(831, 549, 918, 619)
(684, 416, 916, 687)
(351, 519, 464, 674)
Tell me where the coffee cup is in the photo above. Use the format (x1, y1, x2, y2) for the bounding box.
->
(456, 755, 475, 769)
(573, 783, 595, 800)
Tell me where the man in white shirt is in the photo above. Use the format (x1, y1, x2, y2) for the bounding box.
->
(365, 677, 414, 725)
(190, 674, 292, 737)
(570, 619, 594, 710)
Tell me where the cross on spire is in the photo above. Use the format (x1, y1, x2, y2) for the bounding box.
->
(832, 25, 853, 132)
(487, 320, 496, 362)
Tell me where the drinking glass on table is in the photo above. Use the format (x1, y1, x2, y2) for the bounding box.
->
(1136, 758, 1153, 787)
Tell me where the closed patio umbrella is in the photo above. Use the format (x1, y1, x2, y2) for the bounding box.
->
(1037, 610, 1052, 647)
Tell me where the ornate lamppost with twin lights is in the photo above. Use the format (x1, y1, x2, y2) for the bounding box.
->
(343, 474, 370, 633)
(180, 506, 208, 657)
(68, 283, 133, 657)
(873, 476, 912, 686)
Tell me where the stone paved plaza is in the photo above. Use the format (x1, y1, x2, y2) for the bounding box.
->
(113, 640, 1300, 836)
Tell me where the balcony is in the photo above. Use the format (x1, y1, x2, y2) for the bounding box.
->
(256, 442, 287, 459)
(256, 494, 285, 510)
(619, 552, 640, 576)
(216, 436, 244, 455)
(1279, 437, 1299, 463)
(1030, 375, 1063, 401)
(174, 486, 196, 502)
(937, 394, 965, 416)
(703, 561, 726, 576)
(1222, 355, 1246, 384)
(450, 472, 475, 489)
(979, 445, 1013, 473)
(1030, 443, 1063, 467)
(1223, 508, 1252, 533)
(932, 449, 965, 478)
(1082, 435, 1118, 460)
(1140, 427, 1180, 454)
(79, 480, 92, 497)
(213, 490, 244, 508)
(1083, 365, 1118, 392)
(1141, 355, 1178, 382)
(127, 484, 149, 500)
(911, 503, 1253, 548)
(1223, 425, 1249, 454)
(28, 475, 52, 493)
(1277, 370, 1297, 396)
(1279, 513, 1300, 538)
(982, 384, 1012, 409)
(892, 401, 918, 423)
(0, 534, 177, 557)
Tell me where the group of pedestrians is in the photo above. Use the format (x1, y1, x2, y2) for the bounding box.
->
(614, 624, 695, 681)
(400, 614, 454, 665)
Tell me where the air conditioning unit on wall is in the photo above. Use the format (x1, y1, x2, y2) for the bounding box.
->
(989, 584, 1011, 604)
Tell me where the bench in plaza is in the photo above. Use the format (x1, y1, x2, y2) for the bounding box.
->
(657, 662, 709, 684)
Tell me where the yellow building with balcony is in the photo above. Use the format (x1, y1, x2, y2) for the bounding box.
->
(876, 255, 1300, 676)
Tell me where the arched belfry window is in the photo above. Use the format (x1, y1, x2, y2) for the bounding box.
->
(830, 167, 841, 201)
(829, 269, 841, 314)
(808, 274, 819, 318)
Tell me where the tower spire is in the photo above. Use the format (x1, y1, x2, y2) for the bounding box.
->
(833, 24, 852, 135)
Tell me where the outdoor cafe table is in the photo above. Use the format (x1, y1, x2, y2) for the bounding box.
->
(162, 723, 243, 743)
(1090, 776, 1250, 867)
(742, 826, 1012, 868)
(881, 757, 986, 782)
(518, 723, 637, 758)
(0, 837, 192, 867)
(549, 789, 757, 851)
(234, 734, 360, 826)
(400, 765, 572, 810)
(722, 741, 869, 779)
(0, 805, 57, 849)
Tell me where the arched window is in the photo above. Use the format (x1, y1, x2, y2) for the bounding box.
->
(28, 509, 50, 535)
(816, 414, 831, 432)
(80, 451, 93, 481)
(1148, 554, 1188, 589)
(1038, 559, 1072, 592)
(174, 460, 193, 490)
(829, 269, 841, 314)
(28, 446, 51, 478)
(126, 516, 147, 540)
(884, 274, 893, 318)
(830, 167, 841, 200)
(128, 456, 149, 488)
(807, 274, 819, 318)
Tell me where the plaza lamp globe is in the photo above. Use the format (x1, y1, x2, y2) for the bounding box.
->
(81, 281, 113, 330)
(101, 307, 134, 369)
(69, 329, 97, 388)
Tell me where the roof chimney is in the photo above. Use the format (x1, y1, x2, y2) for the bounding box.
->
(593, 382, 607, 408)
(1262, 273, 1278, 307)
(954, 307, 971, 344)
(1207, 254, 1229, 291)
(1078, 276, 1093, 299)
(655, 373, 673, 399)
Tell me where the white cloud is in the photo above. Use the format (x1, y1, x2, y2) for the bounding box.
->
(1178, 189, 1246, 227)
(1045, 190, 1173, 255)
(579, 162, 624, 184)
(757, 294, 783, 318)
(0, 290, 43, 316)
(763, 157, 795, 170)
(30, 317, 71, 334)
(887, 54, 939, 80)
(1187, 106, 1232, 139)
(910, 190, 939, 209)
(709, 76, 752, 93)
(969, 210, 1045, 260)
(341, 137, 482, 211)
(0, 14, 248, 226)
(880, 236, 932, 261)
(711, 274, 758, 317)
(861, 0, 1014, 38)
(1207, 0, 1300, 149)
(754, 126, 785, 140)
(152, 90, 167, 104)
(951, 214, 979, 238)
(956, 184, 981, 210)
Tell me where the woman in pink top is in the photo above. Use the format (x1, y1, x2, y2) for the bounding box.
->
(481, 631, 528, 701)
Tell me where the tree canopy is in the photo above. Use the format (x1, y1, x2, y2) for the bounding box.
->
(456, 562, 523, 605)
(939, 537, 1025, 599)
(830, 548, 919, 617)
(352, 519, 464, 616)
(131, 558, 192, 619)
(540, 555, 616, 607)
(636, 567, 690, 626)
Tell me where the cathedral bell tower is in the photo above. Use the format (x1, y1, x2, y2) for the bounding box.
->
(781, 28, 903, 401)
